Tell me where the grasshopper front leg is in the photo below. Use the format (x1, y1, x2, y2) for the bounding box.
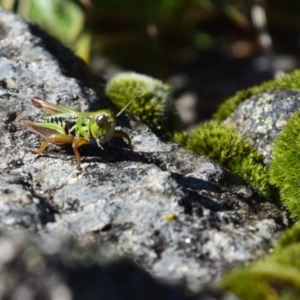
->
(113, 129, 133, 153)
(72, 138, 90, 169)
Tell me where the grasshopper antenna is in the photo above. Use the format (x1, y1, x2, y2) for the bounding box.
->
(116, 91, 141, 117)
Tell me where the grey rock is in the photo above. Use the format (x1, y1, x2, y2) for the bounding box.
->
(0, 231, 220, 300)
(0, 7, 290, 298)
(225, 90, 300, 164)
(0, 176, 52, 231)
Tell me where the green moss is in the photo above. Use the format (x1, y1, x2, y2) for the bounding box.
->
(221, 260, 300, 299)
(173, 131, 190, 147)
(270, 243, 300, 269)
(105, 72, 279, 201)
(275, 223, 300, 250)
(185, 121, 275, 201)
(221, 240, 300, 300)
(221, 221, 300, 299)
(269, 111, 300, 219)
(214, 69, 300, 121)
(221, 267, 276, 300)
(105, 72, 182, 139)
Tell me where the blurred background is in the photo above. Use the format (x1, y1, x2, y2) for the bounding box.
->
(1, 0, 300, 128)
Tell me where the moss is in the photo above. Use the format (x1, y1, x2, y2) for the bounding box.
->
(270, 243, 300, 269)
(173, 131, 190, 147)
(221, 267, 277, 300)
(185, 120, 275, 201)
(214, 69, 300, 121)
(221, 221, 300, 299)
(269, 111, 300, 219)
(275, 223, 300, 250)
(105, 72, 182, 139)
(221, 242, 300, 300)
(105, 72, 278, 201)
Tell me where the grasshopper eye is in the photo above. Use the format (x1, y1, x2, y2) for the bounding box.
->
(96, 114, 107, 127)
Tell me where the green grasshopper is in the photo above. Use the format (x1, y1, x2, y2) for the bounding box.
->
(18, 96, 137, 169)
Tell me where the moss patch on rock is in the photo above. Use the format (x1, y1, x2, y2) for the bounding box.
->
(106, 72, 281, 202)
(173, 131, 189, 148)
(270, 111, 300, 219)
(174, 121, 275, 201)
(214, 69, 300, 121)
(105, 72, 182, 140)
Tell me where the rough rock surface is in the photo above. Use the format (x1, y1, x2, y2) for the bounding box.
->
(0, 7, 290, 298)
(0, 231, 225, 300)
(225, 90, 300, 164)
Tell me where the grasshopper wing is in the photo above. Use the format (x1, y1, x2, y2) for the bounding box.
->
(18, 118, 67, 138)
(32, 97, 81, 116)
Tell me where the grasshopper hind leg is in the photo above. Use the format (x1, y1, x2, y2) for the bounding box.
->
(27, 133, 75, 163)
(30, 135, 90, 170)
(35, 134, 74, 154)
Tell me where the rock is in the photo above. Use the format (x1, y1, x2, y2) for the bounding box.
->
(0, 7, 290, 297)
(0, 231, 219, 300)
(0, 176, 53, 231)
(225, 90, 300, 164)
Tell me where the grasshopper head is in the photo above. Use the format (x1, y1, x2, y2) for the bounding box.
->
(90, 110, 116, 144)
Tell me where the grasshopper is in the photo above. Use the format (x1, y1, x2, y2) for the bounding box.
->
(18, 96, 137, 169)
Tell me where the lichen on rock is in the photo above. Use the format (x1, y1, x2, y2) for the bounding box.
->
(214, 69, 300, 122)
